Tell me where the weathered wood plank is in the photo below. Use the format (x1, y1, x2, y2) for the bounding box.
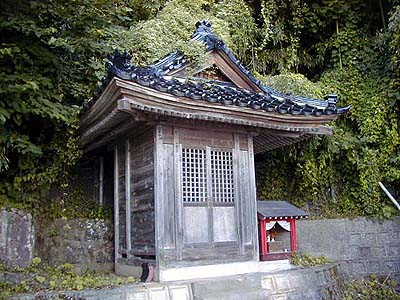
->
(129, 127, 156, 256)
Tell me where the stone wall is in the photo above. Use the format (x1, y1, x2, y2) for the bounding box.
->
(39, 218, 114, 273)
(297, 217, 400, 280)
(0, 208, 35, 267)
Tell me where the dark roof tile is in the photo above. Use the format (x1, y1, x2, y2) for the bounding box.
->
(97, 22, 350, 117)
(257, 200, 308, 219)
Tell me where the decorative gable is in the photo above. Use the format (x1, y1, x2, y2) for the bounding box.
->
(193, 64, 232, 83)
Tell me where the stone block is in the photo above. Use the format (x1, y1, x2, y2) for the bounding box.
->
(272, 294, 287, 300)
(274, 274, 292, 292)
(288, 274, 304, 289)
(126, 291, 147, 300)
(261, 275, 276, 291)
(350, 261, 365, 276)
(148, 287, 169, 300)
(169, 285, 191, 300)
(361, 233, 376, 245)
(366, 260, 382, 274)
(358, 247, 371, 258)
(387, 232, 400, 245)
(349, 233, 362, 246)
(375, 232, 390, 245)
(0, 208, 34, 268)
(351, 219, 368, 233)
(300, 291, 320, 300)
(370, 246, 386, 258)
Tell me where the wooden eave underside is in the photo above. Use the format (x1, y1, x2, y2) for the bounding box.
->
(79, 77, 336, 153)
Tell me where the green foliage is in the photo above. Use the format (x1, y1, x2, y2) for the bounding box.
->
(128, 0, 256, 67)
(256, 1, 400, 218)
(256, 72, 326, 99)
(0, 259, 138, 298)
(0, 0, 137, 210)
(343, 275, 400, 300)
(290, 252, 331, 268)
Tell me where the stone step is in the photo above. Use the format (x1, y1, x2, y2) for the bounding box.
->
(191, 274, 262, 296)
(195, 289, 271, 300)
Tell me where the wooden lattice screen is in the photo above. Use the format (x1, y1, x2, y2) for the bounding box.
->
(182, 148, 234, 203)
(211, 150, 234, 203)
(182, 148, 207, 203)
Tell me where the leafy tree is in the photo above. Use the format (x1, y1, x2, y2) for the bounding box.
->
(0, 0, 137, 209)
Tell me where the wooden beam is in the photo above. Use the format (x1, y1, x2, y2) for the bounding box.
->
(212, 51, 262, 93)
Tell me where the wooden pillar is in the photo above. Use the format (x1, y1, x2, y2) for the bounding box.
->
(113, 145, 120, 263)
(259, 219, 267, 255)
(247, 134, 259, 260)
(125, 139, 131, 254)
(290, 219, 297, 252)
(233, 134, 243, 254)
(173, 128, 183, 260)
(99, 156, 104, 206)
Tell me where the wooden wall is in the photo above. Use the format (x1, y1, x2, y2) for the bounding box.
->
(130, 129, 155, 256)
(155, 124, 258, 269)
(114, 127, 155, 264)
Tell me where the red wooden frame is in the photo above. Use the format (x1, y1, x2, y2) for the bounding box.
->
(258, 215, 298, 261)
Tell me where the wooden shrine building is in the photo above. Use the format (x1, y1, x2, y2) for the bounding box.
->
(257, 200, 308, 261)
(78, 20, 349, 281)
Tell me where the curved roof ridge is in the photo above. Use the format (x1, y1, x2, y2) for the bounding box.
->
(191, 20, 347, 111)
(95, 21, 350, 116)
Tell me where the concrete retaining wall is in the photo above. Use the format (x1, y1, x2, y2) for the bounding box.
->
(0, 208, 34, 267)
(297, 217, 400, 280)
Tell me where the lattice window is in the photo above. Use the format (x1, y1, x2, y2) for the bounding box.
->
(211, 150, 234, 203)
(182, 148, 207, 202)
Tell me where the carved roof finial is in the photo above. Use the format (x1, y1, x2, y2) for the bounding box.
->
(195, 19, 212, 29)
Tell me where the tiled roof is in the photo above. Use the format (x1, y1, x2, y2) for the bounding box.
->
(101, 20, 350, 117)
(257, 201, 308, 219)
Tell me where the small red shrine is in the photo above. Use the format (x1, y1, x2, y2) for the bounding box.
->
(257, 201, 308, 261)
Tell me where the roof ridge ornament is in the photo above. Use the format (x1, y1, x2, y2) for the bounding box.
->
(195, 19, 212, 29)
(106, 49, 136, 80)
(192, 19, 224, 50)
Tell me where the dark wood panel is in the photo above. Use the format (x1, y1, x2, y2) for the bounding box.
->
(129, 128, 155, 255)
